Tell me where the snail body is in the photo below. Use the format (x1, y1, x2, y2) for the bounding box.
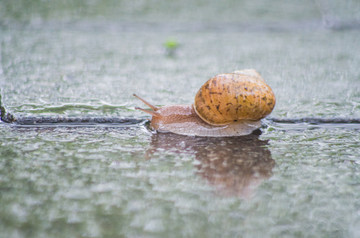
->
(134, 69, 275, 137)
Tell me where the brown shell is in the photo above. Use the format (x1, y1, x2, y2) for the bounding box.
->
(194, 69, 275, 125)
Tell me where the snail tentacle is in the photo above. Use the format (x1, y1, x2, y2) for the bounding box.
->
(133, 94, 159, 111)
(135, 107, 160, 117)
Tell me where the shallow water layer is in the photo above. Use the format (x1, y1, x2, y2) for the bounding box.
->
(1, 1, 360, 238)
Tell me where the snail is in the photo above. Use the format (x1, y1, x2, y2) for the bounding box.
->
(134, 69, 276, 137)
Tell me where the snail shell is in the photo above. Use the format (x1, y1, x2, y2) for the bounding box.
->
(194, 69, 275, 125)
(134, 69, 275, 137)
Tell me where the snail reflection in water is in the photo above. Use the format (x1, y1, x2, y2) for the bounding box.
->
(134, 69, 276, 137)
(146, 132, 275, 198)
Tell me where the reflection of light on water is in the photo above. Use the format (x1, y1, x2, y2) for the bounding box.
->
(146, 132, 275, 199)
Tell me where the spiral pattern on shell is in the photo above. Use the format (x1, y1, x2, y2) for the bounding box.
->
(194, 69, 276, 125)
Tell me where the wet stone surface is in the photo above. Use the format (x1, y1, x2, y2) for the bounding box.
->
(1, 1, 360, 237)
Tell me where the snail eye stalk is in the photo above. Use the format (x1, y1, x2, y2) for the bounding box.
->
(133, 94, 159, 111)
